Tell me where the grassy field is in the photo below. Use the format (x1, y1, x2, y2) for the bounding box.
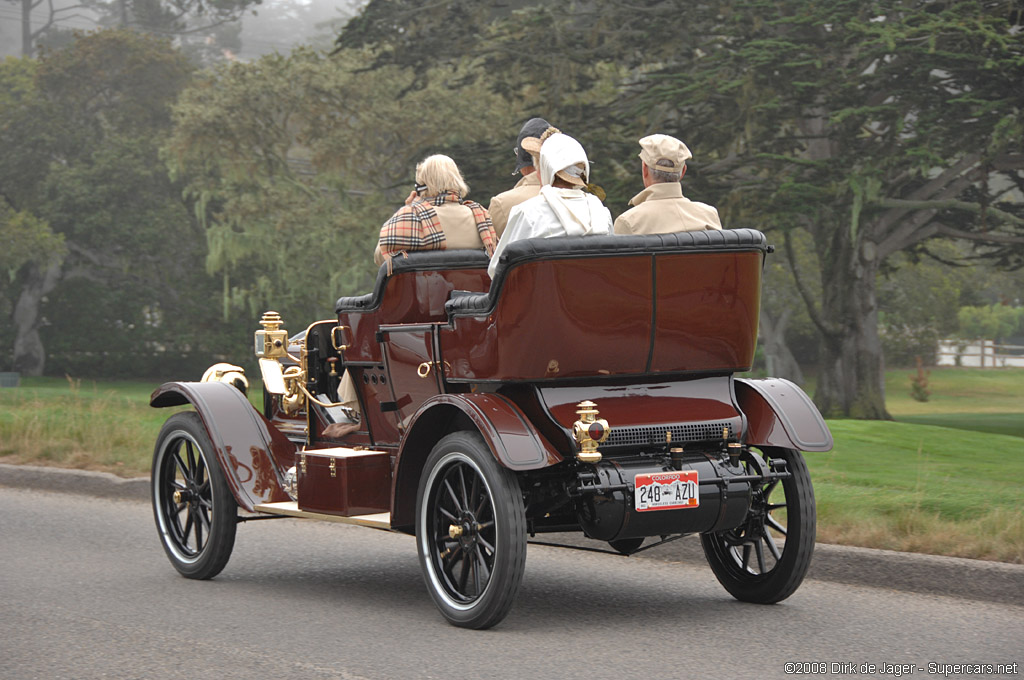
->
(0, 377, 261, 475)
(1, 368, 1022, 562)
(806, 421, 1023, 562)
(803, 366, 1024, 562)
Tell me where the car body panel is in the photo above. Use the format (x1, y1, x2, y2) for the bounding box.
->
(151, 381, 294, 511)
(735, 378, 833, 451)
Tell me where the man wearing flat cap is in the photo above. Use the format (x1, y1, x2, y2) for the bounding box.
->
(487, 117, 551, 238)
(613, 134, 722, 235)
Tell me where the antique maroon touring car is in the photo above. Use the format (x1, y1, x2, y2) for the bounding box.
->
(149, 228, 833, 629)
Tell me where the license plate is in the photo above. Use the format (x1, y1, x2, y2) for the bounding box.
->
(634, 470, 699, 512)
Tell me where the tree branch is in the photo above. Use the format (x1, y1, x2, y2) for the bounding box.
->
(873, 163, 988, 258)
(877, 198, 1024, 227)
(991, 154, 1024, 171)
(784, 232, 837, 339)
(932, 224, 1024, 246)
(871, 153, 982, 236)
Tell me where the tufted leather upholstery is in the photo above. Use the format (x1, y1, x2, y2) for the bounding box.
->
(335, 249, 491, 314)
(445, 228, 768, 317)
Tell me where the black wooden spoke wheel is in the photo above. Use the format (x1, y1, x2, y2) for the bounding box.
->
(701, 446, 815, 603)
(152, 412, 237, 580)
(416, 432, 526, 629)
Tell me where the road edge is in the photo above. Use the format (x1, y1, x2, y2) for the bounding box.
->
(2, 462, 1021, 607)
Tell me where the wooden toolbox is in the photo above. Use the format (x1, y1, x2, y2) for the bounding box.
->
(296, 447, 391, 516)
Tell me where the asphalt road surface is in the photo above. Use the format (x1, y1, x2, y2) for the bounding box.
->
(2, 487, 1021, 680)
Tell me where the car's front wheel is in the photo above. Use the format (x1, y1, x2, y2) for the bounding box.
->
(416, 431, 526, 629)
(152, 412, 237, 580)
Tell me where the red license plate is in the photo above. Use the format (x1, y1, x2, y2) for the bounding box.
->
(634, 470, 699, 512)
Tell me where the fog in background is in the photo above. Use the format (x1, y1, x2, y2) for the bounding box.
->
(0, 0, 364, 60)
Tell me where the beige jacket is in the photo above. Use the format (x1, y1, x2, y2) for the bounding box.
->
(373, 202, 488, 266)
(487, 172, 541, 238)
(613, 182, 722, 235)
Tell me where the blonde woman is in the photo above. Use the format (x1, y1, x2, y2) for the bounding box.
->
(374, 154, 496, 266)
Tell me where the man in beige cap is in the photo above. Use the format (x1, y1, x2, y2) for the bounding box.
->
(487, 117, 551, 237)
(613, 134, 722, 235)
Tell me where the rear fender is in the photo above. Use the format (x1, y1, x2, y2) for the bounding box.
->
(734, 378, 833, 452)
(390, 393, 563, 531)
(151, 381, 295, 511)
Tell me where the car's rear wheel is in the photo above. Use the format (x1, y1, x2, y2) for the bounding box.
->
(416, 431, 526, 629)
(701, 446, 815, 603)
(152, 411, 237, 580)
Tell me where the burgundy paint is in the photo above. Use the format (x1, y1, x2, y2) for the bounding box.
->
(150, 381, 294, 511)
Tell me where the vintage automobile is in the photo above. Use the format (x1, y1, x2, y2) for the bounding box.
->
(149, 227, 833, 629)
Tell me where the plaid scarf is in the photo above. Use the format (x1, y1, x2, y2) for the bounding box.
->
(378, 191, 496, 263)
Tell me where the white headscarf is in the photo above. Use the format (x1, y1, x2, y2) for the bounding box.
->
(538, 133, 589, 187)
(534, 133, 605, 235)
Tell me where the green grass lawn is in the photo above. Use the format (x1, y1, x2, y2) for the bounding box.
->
(885, 367, 1024, 436)
(807, 420, 1023, 562)
(0, 376, 262, 475)
(809, 367, 1024, 561)
(1, 368, 1022, 562)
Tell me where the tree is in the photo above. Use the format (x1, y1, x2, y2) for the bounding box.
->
(0, 30, 221, 376)
(758, 230, 819, 384)
(874, 240, 987, 365)
(333, 0, 702, 212)
(340, 1, 1024, 418)
(958, 304, 1023, 341)
(639, 0, 1024, 418)
(165, 46, 515, 324)
(7, 0, 260, 60)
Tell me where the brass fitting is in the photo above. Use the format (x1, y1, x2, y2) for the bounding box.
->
(200, 362, 249, 395)
(572, 400, 609, 464)
(255, 311, 289, 359)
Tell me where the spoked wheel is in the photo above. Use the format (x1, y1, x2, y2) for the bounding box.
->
(152, 412, 237, 580)
(416, 431, 526, 629)
(701, 446, 815, 603)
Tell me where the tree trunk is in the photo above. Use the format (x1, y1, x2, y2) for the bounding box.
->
(11, 262, 62, 376)
(759, 309, 805, 385)
(21, 0, 33, 58)
(813, 240, 891, 419)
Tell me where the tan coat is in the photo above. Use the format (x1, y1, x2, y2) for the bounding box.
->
(373, 201, 488, 266)
(487, 172, 541, 238)
(613, 182, 722, 235)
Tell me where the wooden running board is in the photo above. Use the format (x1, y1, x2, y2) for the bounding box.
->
(253, 501, 391, 530)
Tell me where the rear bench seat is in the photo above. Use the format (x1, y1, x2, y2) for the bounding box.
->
(336, 249, 491, 315)
(445, 228, 768, 318)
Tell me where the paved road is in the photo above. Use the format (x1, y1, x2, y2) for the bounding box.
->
(2, 487, 1022, 680)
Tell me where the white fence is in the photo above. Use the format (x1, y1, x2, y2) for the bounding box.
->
(936, 340, 1024, 368)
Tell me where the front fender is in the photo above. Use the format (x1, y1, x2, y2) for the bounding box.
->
(389, 393, 564, 532)
(151, 381, 295, 511)
(735, 378, 833, 452)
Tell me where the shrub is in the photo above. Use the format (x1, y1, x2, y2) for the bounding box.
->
(909, 356, 931, 403)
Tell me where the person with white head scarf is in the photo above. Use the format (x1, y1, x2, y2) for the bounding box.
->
(487, 128, 612, 278)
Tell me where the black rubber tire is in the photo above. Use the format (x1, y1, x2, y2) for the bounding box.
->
(701, 447, 815, 603)
(416, 431, 527, 629)
(152, 411, 237, 580)
(608, 537, 645, 555)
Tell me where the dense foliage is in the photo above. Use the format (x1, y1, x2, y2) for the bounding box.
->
(1, 31, 239, 378)
(2, 2, 1022, 410)
(165, 47, 514, 323)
